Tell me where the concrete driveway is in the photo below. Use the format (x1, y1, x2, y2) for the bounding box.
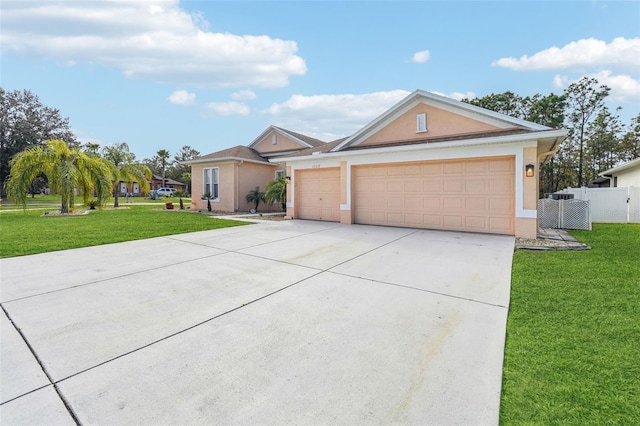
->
(0, 220, 514, 425)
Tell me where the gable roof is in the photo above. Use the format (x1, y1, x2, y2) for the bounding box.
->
(600, 157, 640, 177)
(182, 145, 273, 166)
(152, 175, 184, 185)
(248, 125, 325, 149)
(331, 89, 552, 152)
(278, 138, 347, 158)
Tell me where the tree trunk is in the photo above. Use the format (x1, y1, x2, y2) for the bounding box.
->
(113, 185, 119, 208)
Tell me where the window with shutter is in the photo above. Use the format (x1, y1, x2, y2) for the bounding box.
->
(417, 113, 427, 133)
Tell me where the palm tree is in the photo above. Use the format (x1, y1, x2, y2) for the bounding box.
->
(173, 189, 186, 209)
(181, 171, 191, 195)
(157, 149, 170, 188)
(245, 186, 265, 212)
(6, 139, 113, 213)
(265, 176, 287, 211)
(202, 191, 213, 212)
(102, 142, 152, 207)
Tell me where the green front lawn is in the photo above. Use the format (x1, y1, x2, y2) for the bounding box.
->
(0, 205, 247, 257)
(502, 223, 640, 424)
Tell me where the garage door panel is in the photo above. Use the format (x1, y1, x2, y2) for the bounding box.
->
(354, 157, 515, 235)
(489, 158, 513, 172)
(404, 214, 422, 225)
(465, 161, 488, 173)
(490, 197, 513, 212)
(443, 163, 463, 174)
(296, 168, 340, 222)
(403, 164, 422, 175)
(466, 179, 488, 193)
(489, 217, 513, 232)
(443, 180, 464, 192)
(423, 180, 442, 192)
(489, 178, 512, 193)
(443, 215, 463, 227)
(423, 214, 442, 226)
(423, 197, 441, 210)
(387, 181, 403, 192)
(466, 198, 487, 210)
(465, 216, 487, 229)
(404, 180, 422, 192)
(405, 197, 422, 210)
(443, 197, 463, 209)
(423, 163, 443, 174)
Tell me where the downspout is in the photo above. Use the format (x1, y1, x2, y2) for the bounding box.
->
(235, 161, 243, 212)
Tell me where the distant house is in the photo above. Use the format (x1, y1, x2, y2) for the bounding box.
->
(599, 157, 640, 188)
(150, 175, 186, 191)
(183, 126, 325, 212)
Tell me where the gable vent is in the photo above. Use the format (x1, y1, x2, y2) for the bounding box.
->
(272, 134, 277, 145)
(417, 113, 427, 133)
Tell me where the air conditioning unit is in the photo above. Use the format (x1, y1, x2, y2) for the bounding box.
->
(549, 193, 574, 200)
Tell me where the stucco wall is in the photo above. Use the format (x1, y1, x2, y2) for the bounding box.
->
(189, 162, 236, 212)
(616, 167, 640, 187)
(253, 130, 306, 154)
(360, 103, 504, 146)
(236, 162, 280, 212)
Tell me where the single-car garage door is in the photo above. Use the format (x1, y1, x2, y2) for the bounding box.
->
(354, 157, 515, 235)
(296, 168, 341, 222)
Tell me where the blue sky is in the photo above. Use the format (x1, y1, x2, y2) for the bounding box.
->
(1, 0, 639, 160)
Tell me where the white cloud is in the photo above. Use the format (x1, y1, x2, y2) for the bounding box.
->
(552, 75, 569, 89)
(261, 90, 411, 138)
(168, 89, 195, 105)
(0, 0, 306, 88)
(231, 90, 257, 101)
(206, 101, 250, 116)
(492, 37, 640, 72)
(410, 50, 431, 64)
(553, 71, 640, 103)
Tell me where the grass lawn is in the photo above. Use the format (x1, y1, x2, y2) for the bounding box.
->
(0, 205, 248, 258)
(501, 223, 640, 424)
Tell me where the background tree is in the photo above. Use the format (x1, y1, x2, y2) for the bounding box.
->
(245, 186, 265, 212)
(563, 77, 610, 187)
(584, 107, 623, 183)
(156, 149, 170, 188)
(0, 88, 77, 196)
(102, 142, 151, 207)
(168, 145, 200, 183)
(6, 140, 113, 212)
(265, 176, 287, 211)
(82, 142, 101, 158)
(181, 171, 192, 195)
(619, 113, 640, 162)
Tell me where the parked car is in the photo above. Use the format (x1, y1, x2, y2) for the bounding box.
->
(155, 188, 175, 196)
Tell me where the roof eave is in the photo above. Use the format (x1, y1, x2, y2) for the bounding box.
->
(276, 129, 568, 163)
(182, 157, 274, 166)
(599, 157, 640, 177)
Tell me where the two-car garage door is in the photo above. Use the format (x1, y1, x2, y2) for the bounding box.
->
(295, 157, 515, 235)
(353, 157, 515, 235)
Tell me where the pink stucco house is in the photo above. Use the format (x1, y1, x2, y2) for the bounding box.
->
(275, 90, 567, 239)
(184, 126, 325, 212)
(188, 90, 567, 238)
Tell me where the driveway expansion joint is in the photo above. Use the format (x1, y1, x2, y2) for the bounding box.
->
(1, 304, 82, 425)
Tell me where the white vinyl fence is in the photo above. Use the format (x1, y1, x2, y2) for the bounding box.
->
(559, 186, 640, 223)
